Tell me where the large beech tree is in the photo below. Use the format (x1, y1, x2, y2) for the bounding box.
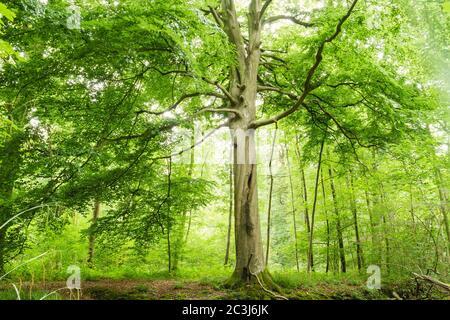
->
(1, 0, 442, 288)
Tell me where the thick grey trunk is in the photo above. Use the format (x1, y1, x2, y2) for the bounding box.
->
(231, 130, 264, 281)
(220, 0, 277, 288)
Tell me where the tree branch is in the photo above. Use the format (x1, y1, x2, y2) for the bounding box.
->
(260, 0, 273, 20)
(263, 15, 314, 27)
(261, 52, 287, 64)
(150, 121, 229, 161)
(136, 92, 226, 116)
(209, 6, 224, 27)
(221, 0, 246, 70)
(197, 108, 243, 118)
(313, 100, 378, 148)
(250, 0, 359, 129)
(257, 85, 298, 100)
(148, 67, 236, 104)
(201, 77, 237, 104)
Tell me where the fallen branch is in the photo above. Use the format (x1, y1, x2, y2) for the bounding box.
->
(412, 273, 450, 293)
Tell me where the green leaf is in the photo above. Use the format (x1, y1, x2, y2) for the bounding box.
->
(443, 1, 450, 14)
(0, 2, 15, 22)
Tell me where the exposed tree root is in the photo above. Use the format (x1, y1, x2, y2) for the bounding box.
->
(224, 256, 287, 300)
(249, 269, 288, 300)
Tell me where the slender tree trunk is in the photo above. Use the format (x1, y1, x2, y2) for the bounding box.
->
(401, 162, 417, 232)
(0, 132, 24, 275)
(364, 190, 375, 243)
(265, 125, 277, 267)
(348, 171, 363, 272)
(87, 200, 101, 267)
(379, 185, 390, 274)
(0, 192, 11, 275)
(225, 162, 233, 265)
(332, 240, 339, 273)
(184, 152, 207, 245)
(167, 230, 172, 272)
(320, 168, 330, 273)
(364, 188, 380, 265)
(328, 166, 346, 273)
(381, 212, 390, 274)
(370, 150, 387, 268)
(435, 169, 450, 251)
(184, 151, 206, 244)
(409, 184, 416, 230)
(166, 158, 172, 272)
(172, 134, 196, 271)
(294, 135, 311, 267)
(301, 168, 311, 235)
(184, 211, 192, 244)
(285, 143, 300, 272)
(0, 229, 6, 275)
(307, 139, 325, 272)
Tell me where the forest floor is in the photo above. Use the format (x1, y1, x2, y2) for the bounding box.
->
(1, 278, 448, 300)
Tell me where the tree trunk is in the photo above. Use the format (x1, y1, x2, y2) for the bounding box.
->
(301, 168, 311, 236)
(285, 143, 300, 272)
(172, 134, 196, 271)
(409, 184, 416, 230)
(328, 166, 346, 273)
(0, 196, 11, 275)
(265, 126, 277, 267)
(167, 158, 173, 272)
(307, 138, 325, 272)
(294, 135, 311, 268)
(225, 162, 233, 265)
(87, 200, 101, 267)
(0, 132, 24, 275)
(364, 188, 381, 266)
(222, 0, 276, 288)
(348, 171, 363, 272)
(0, 229, 6, 275)
(379, 185, 390, 274)
(229, 134, 266, 284)
(435, 168, 450, 254)
(320, 168, 330, 273)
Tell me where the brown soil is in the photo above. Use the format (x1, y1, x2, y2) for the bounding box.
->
(35, 279, 228, 300)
